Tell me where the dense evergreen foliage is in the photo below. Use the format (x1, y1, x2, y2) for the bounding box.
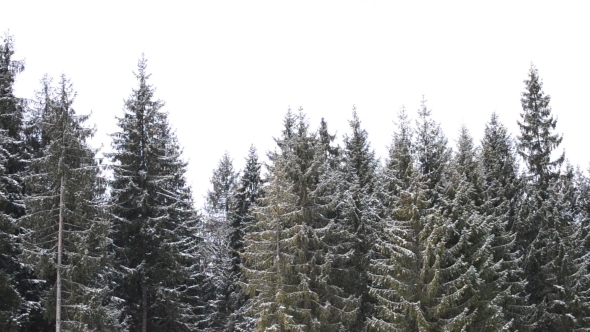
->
(516, 66, 590, 331)
(1, 33, 589, 331)
(21, 76, 124, 331)
(0, 32, 35, 332)
(107, 57, 201, 332)
(337, 108, 381, 329)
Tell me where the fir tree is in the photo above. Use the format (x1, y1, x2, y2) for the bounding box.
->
(20, 76, 124, 331)
(437, 126, 508, 331)
(108, 56, 201, 332)
(242, 110, 356, 331)
(241, 159, 299, 331)
(573, 167, 590, 329)
(480, 113, 531, 329)
(201, 152, 238, 330)
(1, 34, 56, 332)
(17, 76, 65, 332)
(480, 113, 520, 233)
(206, 152, 237, 220)
(230, 145, 263, 331)
(232, 146, 263, 262)
(516, 65, 587, 330)
(381, 106, 414, 204)
(367, 101, 453, 331)
(367, 106, 422, 331)
(318, 118, 340, 165)
(336, 107, 380, 329)
(0, 32, 26, 332)
(316, 116, 361, 330)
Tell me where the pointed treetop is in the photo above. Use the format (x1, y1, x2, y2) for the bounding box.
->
(417, 95, 431, 119)
(456, 125, 474, 162)
(207, 151, 237, 214)
(136, 53, 150, 79)
(517, 64, 564, 185)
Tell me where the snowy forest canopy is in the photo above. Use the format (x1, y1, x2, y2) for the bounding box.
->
(1, 33, 590, 332)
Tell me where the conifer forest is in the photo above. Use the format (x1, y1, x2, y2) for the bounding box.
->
(2, 32, 590, 332)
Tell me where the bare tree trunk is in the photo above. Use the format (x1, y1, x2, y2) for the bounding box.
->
(141, 273, 147, 332)
(56, 175, 64, 332)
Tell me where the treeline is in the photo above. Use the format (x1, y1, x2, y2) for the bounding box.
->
(1, 33, 589, 332)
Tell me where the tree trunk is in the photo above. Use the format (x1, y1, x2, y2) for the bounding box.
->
(56, 174, 64, 332)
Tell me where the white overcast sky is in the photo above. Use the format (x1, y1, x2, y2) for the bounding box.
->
(3, 1, 590, 207)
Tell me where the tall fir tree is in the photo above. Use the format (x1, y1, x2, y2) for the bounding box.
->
(20, 76, 125, 331)
(108, 56, 201, 332)
(479, 113, 531, 329)
(437, 126, 508, 331)
(368, 99, 462, 331)
(336, 107, 381, 329)
(18, 76, 66, 332)
(241, 110, 356, 331)
(230, 145, 263, 331)
(0, 31, 26, 332)
(367, 106, 422, 331)
(516, 65, 588, 330)
(201, 152, 238, 330)
(1, 34, 55, 332)
(410, 99, 451, 330)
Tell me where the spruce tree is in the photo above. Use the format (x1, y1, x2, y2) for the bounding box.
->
(336, 107, 380, 329)
(318, 118, 340, 166)
(0, 32, 26, 331)
(437, 126, 508, 331)
(316, 116, 361, 330)
(230, 145, 263, 331)
(367, 106, 422, 331)
(241, 110, 356, 331)
(241, 159, 299, 331)
(17, 76, 67, 332)
(108, 56, 201, 331)
(232, 146, 263, 264)
(516, 65, 587, 330)
(480, 113, 520, 233)
(202, 152, 237, 330)
(411, 99, 451, 330)
(1, 35, 57, 332)
(206, 152, 237, 219)
(20, 76, 124, 331)
(573, 167, 590, 329)
(367, 101, 453, 331)
(480, 113, 531, 329)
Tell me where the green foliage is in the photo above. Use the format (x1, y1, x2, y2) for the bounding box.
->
(242, 111, 357, 331)
(368, 101, 453, 331)
(480, 113, 532, 330)
(335, 107, 381, 329)
(0, 32, 29, 331)
(516, 65, 589, 331)
(201, 152, 238, 330)
(108, 56, 200, 331)
(1, 32, 589, 331)
(229, 145, 264, 331)
(20, 76, 124, 331)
